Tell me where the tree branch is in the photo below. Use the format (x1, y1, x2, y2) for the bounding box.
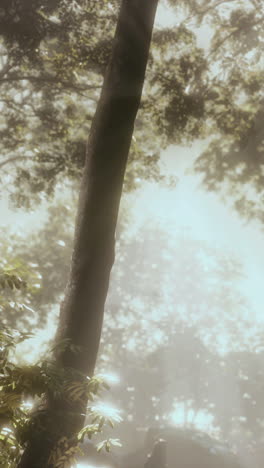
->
(249, 0, 263, 12)
(0, 61, 13, 79)
(178, 0, 235, 26)
(0, 155, 34, 169)
(209, 15, 263, 57)
(0, 74, 102, 92)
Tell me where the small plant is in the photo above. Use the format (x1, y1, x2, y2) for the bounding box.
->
(0, 268, 121, 467)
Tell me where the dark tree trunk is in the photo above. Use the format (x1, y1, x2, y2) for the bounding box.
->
(145, 439, 167, 468)
(18, 0, 158, 466)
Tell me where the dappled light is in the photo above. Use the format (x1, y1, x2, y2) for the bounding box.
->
(97, 372, 121, 387)
(73, 464, 112, 468)
(74, 464, 111, 468)
(90, 403, 123, 424)
(170, 404, 215, 433)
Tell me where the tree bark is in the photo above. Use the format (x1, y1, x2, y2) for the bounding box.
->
(18, 0, 158, 466)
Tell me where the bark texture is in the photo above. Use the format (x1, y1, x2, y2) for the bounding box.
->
(18, 0, 158, 466)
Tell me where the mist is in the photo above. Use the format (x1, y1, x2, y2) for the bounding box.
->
(2, 140, 264, 467)
(1, 0, 264, 467)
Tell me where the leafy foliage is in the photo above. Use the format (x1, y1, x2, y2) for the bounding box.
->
(0, 0, 208, 206)
(0, 0, 263, 219)
(0, 328, 121, 466)
(187, 0, 264, 221)
(0, 249, 43, 329)
(0, 272, 121, 467)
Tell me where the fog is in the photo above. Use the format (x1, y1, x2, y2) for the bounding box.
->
(2, 140, 264, 467)
(1, 1, 263, 467)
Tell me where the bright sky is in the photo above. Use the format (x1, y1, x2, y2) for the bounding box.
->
(170, 404, 215, 433)
(125, 142, 264, 326)
(156, 1, 213, 49)
(156, 2, 179, 28)
(74, 464, 111, 468)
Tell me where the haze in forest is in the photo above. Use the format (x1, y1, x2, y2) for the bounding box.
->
(1, 0, 264, 467)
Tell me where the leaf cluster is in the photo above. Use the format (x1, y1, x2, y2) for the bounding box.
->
(0, 321, 121, 467)
(0, 255, 42, 329)
(0, 0, 211, 206)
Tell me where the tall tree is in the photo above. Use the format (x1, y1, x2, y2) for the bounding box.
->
(17, 0, 159, 466)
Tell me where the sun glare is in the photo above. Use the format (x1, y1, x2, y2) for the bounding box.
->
(91, 403, 122, 422)
(74, 464, 111, 468)
(98, 372, 120, 386)
(21, 400, 34, 411)
(170, 404, 214, 432)
(156, 3, 179, 28)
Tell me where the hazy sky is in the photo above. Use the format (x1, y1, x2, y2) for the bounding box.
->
(126, 141, 264, 326)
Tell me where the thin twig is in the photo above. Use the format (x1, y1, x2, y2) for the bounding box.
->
(0, 156, 34, 169)
(0, 61, 13, 79)
(0, 74, 102, 92)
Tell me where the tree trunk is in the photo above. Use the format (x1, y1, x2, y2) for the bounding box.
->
(145, 439, 167, 468)
(18, 0, 158, 466)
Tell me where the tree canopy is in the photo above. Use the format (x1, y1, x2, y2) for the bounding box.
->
(1, 0, 263, 220)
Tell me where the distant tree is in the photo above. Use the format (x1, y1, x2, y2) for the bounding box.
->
(212, 350, 264, 457)
(185, 0, 264, 221)
(124, 426, 242, 468)
(102, 225, 252, 358)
